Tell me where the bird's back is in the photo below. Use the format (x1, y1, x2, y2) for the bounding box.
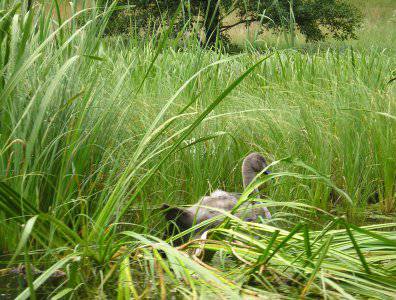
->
(187, 190, 238, 223)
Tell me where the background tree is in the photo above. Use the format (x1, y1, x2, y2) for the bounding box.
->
(102, 0, 362, 46)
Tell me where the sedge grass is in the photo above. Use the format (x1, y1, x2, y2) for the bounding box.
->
(0, 1, 395, 298)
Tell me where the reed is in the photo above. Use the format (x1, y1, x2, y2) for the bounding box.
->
(0, 1, 395, 298)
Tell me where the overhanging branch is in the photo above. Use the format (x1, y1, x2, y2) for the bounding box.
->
(220, 18, 261, 32)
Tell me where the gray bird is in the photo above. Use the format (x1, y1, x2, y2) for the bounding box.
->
(162, 152, 272, 244)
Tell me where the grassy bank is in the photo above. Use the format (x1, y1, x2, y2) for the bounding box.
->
(0, 1, 395, 298)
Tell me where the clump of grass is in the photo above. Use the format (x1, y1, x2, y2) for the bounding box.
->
(0, 0, 395, 298)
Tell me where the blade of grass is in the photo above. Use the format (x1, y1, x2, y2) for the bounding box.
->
(15, 255, 77, 300)
(7, 215, 38, 268)
(265, 222, 303, 264)
(343, 220, 372, 274)
(300, 235, 333, 297)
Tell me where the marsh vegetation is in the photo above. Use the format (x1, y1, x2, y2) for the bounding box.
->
(0, 0, 395, 298)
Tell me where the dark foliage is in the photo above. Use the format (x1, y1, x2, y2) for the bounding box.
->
(99, 0, 362, 45)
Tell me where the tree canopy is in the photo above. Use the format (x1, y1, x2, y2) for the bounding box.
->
(104, 0, 362, 46)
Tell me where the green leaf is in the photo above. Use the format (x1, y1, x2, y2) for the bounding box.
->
(300, 235, 333, 297)
(7, 215, 38, 267)
(344, 221, 372, 274)
(51, 288, 74, 300)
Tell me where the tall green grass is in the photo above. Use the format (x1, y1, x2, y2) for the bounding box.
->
(0, 1, 395, 298)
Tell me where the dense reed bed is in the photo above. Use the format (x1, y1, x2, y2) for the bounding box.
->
(0, 1, 395, 298)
